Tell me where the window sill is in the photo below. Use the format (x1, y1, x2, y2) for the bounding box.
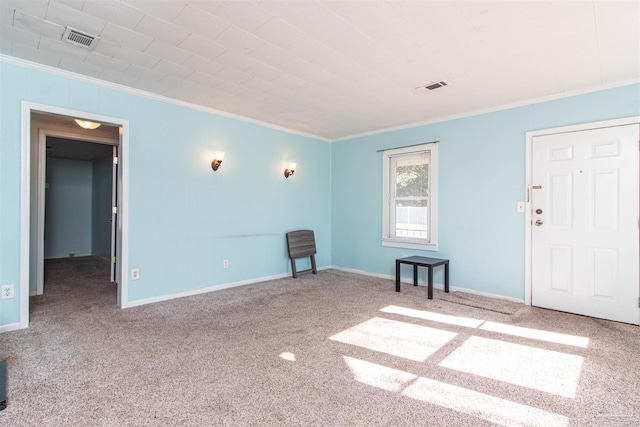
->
(381, 238, 438, 251)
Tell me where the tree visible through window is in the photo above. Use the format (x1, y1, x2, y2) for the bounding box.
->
(393, 155, 429, 239)
(382, 142, 438, 250)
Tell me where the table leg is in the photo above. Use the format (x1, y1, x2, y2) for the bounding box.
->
(427, 266, 433, 299)
(444, 262, 450, 293)
(395, 260, 401, 292)
(413, 265, 418, 286)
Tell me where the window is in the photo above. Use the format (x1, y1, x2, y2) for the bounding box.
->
(382, 142, 438, 250)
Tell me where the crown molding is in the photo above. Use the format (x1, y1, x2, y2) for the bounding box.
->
(0, 54, 331, 143)
(3, 54, 637, 144)
(332, 78, 640, 142)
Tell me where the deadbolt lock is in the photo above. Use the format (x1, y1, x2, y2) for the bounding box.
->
(535, 209, 543, 215)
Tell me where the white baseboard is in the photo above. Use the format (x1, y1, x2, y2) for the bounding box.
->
(0, 322, 26, 333)
(329, 265, 525, 304)
(2, 264, 521, 334)
(44, 253, 93, 260)
(123, 265, 332, 309)
(445, 286, 524, 304)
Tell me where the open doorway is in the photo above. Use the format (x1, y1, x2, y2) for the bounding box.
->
(18, 103, 130, 330)
(31, 111, 119, 299)
(41, 136, 117, 294)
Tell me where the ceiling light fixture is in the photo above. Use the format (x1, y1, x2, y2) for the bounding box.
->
(74, 119, 101, 130)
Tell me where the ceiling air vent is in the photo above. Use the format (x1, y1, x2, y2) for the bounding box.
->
(423, 81, 449, 91)
(62, 26, 100, 50)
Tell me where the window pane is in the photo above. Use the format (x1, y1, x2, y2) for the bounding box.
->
(395, 200, 428, 239)
(396, 157, 429, 198)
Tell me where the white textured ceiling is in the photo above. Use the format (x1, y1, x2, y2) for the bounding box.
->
(1, 1, 639, 140)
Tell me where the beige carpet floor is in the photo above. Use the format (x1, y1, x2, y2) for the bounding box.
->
(1, 257, 638, 426)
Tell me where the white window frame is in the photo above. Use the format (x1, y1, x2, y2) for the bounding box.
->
(382, 142, 438, 251)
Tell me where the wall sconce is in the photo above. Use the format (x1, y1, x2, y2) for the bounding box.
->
(284, 162, 297, 178)
(211, 151, 225, 171)
(74, 119, 101, 129)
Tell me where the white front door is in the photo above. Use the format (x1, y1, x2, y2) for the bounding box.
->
(531, 124, 639, 325)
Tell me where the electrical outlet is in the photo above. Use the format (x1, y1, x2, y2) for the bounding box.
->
(223, 260, 229, 269)
(131, 269, 140, 280)
(1, 284, 14, 299)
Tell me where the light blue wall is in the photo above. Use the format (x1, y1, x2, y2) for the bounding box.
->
(1, 56, 638, 328)
(44, 157, 93, 259)
(331, 84, 640, 300)
(0, 61, 331, 326)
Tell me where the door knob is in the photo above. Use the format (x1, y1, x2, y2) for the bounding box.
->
(535, 220, 543, 226)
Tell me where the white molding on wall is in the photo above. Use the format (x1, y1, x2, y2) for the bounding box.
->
(122, 262, 524, 312)
(44, 253, 94, 260)
(17, 101, 130, 332)
(0, 54, 331, 143)
(123, 265, 333, 309)
(4, 54, 637, 145)
(332, 78, 640, 142)
(19, 102, 31, 330)
(0, 322, 25, 333)
(329, 265, 525, 304)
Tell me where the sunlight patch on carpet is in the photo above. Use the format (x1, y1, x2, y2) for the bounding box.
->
(479, 321, 589, 348)
(343, 356, 569, 427)
(279, 352, 296, 361)
(329, 317, 457, 362)
(380, 305, 589, 348)
(439, 336, 583, 398)
(403, 377, 569, 427)
(380, 305, 484, 328)
(343, 356, 417, 392)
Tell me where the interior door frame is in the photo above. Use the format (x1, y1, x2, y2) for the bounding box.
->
(524, 116, 640, 306)
(35, 128, 119, 296)
(110, 145, 119, 282)
(19, 101, 130, 330)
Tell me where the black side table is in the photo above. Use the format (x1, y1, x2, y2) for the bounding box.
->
(396, 256, 450, 299)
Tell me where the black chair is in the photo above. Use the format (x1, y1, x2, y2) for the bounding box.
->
(286, 230, 317, 278)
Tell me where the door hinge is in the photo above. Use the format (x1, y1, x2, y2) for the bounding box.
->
(111, 256, 116, 264)
(112, 206, 117, 214)
(113, 156, 118, 165)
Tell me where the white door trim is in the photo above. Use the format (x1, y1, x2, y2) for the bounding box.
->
(19, 101, 130, 330)
(524, 116, 640, 306)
